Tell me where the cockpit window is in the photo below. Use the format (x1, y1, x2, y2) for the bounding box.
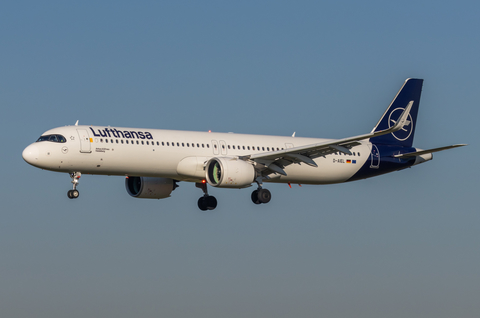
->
(36, 134, 67, 143)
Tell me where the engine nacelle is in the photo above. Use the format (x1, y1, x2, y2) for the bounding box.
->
(125, 177, 175, 199)
(205, 157, 255, 188)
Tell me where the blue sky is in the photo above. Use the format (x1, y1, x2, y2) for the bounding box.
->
(1, 1, 478, 317)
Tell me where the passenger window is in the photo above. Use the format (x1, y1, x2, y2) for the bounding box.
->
(243, 146, 245, 150)
(116, 140, 119, 144)
(106, 139, 109, 143)
(247, 146, 250, 150)
(177, 142, 180, 146)
(182, 143, 184, 147)
(262, 147, 265, 151)
(136, 140, 139, 144)
(214, 144, 217, 149)
(197, 143, 200, 147)
(222, 145, 225, 149)
(100, 139, 103, 143)
(121, 140, 124, 144)
(207, 144, 210, 148)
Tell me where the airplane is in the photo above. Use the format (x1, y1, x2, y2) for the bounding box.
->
(22, 78, 465, 210)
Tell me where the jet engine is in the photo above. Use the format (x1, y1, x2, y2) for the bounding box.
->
(125, 177, 176, 199)
(205, 157, 255, 188)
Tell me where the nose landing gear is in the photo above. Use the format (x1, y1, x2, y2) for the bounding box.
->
(67, 172, 81, 199)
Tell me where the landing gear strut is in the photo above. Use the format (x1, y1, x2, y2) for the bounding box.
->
(196, 182, 217, 211)
(251, 177, 271, 205)
(67, 172, 81, 199)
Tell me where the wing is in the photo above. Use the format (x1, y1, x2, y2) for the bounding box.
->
(242, 102, 414, 176)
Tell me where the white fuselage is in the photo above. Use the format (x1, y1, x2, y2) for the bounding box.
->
(23, 125, 371, 185)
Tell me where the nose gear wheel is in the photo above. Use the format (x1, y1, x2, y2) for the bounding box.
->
(67, 189, 80, 199)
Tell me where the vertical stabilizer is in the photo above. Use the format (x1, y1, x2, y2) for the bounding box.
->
(370, 78, 423, 147)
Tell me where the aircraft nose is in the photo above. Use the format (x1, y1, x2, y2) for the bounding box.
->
(22, 144, 39, 165)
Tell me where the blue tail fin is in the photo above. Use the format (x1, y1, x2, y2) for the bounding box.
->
(370, 78, 423, 147)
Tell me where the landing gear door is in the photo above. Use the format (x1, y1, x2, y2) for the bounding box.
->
(77, 129, 92, 153)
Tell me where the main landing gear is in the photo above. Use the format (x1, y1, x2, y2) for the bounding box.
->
(251, 178, 271, 205)
(251, 188, 271, 204)
(196, 182, 217, 211)
(67, 172, 81, 199)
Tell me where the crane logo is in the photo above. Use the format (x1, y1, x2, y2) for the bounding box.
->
(388, 107, 413, 141)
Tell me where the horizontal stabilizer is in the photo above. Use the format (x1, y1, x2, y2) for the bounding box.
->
(393, 144, 467, 158)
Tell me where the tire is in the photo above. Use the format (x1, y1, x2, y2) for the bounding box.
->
(198, 197, 208, 211)
(251, 190, 261, 204)
(206, 196, 217, 210)
(71, 190, 80, 199)
(257, 189, 271, 204)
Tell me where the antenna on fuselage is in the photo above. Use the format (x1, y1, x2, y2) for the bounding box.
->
(292, 132, 296, 137)
(75, 120, 79, 126)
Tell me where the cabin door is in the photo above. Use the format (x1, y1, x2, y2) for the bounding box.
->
(77, 129, 92, 153)
(370, 144, 380, 169)
(212, 140, 219, 155)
